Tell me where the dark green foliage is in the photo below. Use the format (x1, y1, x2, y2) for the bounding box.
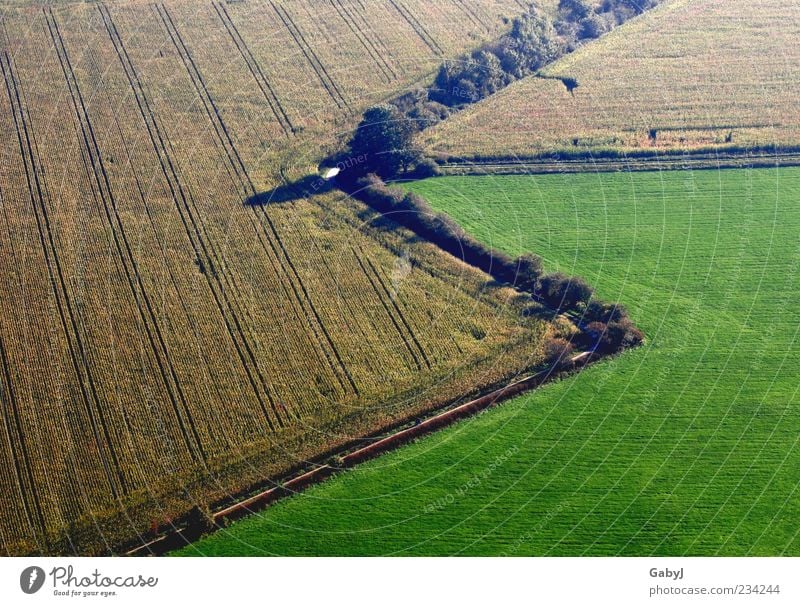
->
(337, 0, 663, 182)
(385, 0, 663, 138)
(538, 272, 594, 311)
(346, 176, 603, 320)
(431, 50, 511, 106)
(495, 9, 563, 79)
(544, 336, 575, 367)
(514, 253, 544, 291)
(585, 300, 627, 323)
(408, 157, 440, 179)
(585, 318, 644, 353)
(559, 0, 591, 20)
(348, 105, 421, 179)
(345, 175, 518, 287)
(430, 10, 559, 106)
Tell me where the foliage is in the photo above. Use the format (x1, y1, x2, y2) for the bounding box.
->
(495, 9, 563, 78)
(543, 336, 575, 367)
(179, 168, 800, 557)
(348, 105, 421, 179)
(0, 0, 542, 555)
(428, 0, 797, 160)
(538, 272, 594, 311)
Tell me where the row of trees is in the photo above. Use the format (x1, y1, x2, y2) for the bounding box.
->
(426, 0, 664, 111)
(333, 1, 648, 357)
(338, 1, 664, 182)
(339, 174, 643, 356)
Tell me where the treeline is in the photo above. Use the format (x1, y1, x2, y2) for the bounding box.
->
(334, 1, 664, 182)
(392, 0, 662, 129)
(331, 0, 650, 356)
(342, 174, 643, 355)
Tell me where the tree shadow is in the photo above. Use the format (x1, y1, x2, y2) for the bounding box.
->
(245, 173, 334, 206)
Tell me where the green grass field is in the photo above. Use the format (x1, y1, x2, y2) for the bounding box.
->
(177, 167, 800, 556)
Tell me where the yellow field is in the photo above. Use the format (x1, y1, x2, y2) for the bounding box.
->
(0, 0, 549, 555)
(425, 0, 800, 159)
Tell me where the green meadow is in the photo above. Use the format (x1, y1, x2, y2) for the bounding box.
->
(178, 167, 800, 556)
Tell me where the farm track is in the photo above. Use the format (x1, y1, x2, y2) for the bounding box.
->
(269, 0, 350, 111)
(453, 0, 489, 34)
(351, 245, 428, 372)
(345, 0, 397, 78)
(132, 350, 596, 557)
(46, 8, 207, 465)
(98, 2, 288, 431)
(328, 0, 395, 84)
(0, 48, 125, 499)
(438, 151, 800, 175)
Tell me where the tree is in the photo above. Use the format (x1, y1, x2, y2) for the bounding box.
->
(515, 253, 544, 292)
(539, 272, 593, 311)
(497, 9, 563, 78)
(348, 104, 420, 179)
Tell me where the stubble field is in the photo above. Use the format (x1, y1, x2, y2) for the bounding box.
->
(0, 0, 547, 555)
(180, 167, 800, 556)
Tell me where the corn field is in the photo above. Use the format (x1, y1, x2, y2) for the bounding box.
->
(0, 0, 547, 555)
(426, 0, 800, 159)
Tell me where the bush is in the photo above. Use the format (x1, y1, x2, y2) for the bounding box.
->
(538, 272, 594, 310)
(408, 157, 440, 179)
(185, 504, 215, 534)
(608, 317, 645, 350)
(578, 13, 613, 39)
(514, 253, 544, 291)
(584, 300, 627, 323)
(544, 336, 575, 368)
(585, 318, 644, 353)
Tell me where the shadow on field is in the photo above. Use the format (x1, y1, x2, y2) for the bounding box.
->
(246, 174, 334, 206)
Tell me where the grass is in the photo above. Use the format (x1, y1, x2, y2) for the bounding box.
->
(178, 167, 800, 555)
(425, 0, 800, 159)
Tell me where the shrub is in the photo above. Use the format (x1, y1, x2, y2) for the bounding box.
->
(578, 13, 613, 39)
(431, 50, 509, 106)
(584, 300, 627, 323)
(514, 253, 544, 291)
(544, 336, 575, 368)
(349, 176, 518, 283)
(607, 317, 645, 350)
(585, 318, 644, 353)
(496, 9, 563, 79)
(408, 157, 440, 179)
(538, 272, 594, 310)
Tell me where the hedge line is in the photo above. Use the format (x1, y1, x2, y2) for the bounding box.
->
(341, 174, 643, 355)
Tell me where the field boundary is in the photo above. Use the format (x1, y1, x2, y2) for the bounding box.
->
(128, 350, 599, 556)
(435, 149, 800, 175)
